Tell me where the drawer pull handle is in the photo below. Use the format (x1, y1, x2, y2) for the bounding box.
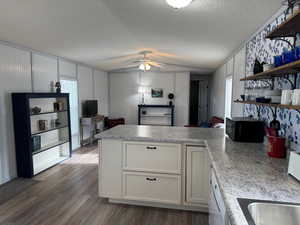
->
(146, 146, 157, 150)
(146, 178, 157, 182)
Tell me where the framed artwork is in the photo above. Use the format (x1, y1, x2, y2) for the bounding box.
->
(151, 88, 163, 98)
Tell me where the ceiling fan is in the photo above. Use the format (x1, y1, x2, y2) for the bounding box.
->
(101, 50, 207, 72)
(132, 51, 163, 71)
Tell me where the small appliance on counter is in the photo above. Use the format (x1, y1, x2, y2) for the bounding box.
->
(226, 117, 265, 143)
(288, 152, 300, 181)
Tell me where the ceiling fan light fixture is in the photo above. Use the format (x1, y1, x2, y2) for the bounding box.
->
(166, 0, 193, 9)
(139, 63, 151, 71)
(139, 63, 145, 71)
(145, 63, 151, 71)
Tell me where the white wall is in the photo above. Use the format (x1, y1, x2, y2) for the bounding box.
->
(210, 65, 226, 118)
(0, 45, 32, 185)
(0, 42, 108, 186)
(232, 47, 246, 117)
(210, 47, 246, 119)
(109, 72, 140, 124)
(94, 70, 109, 116)
(78, 66, 94, 115)
(109, 71, 190, 126)
(32, 53, 58, 92)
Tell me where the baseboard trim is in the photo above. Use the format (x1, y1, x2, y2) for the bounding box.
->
(108, 198, 208, 213)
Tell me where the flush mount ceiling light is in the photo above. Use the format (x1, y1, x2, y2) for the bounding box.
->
(166, 0, 193, 9)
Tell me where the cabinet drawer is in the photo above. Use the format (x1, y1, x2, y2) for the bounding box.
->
(123, 172, 181, 204)
(123, 142, 181, 174)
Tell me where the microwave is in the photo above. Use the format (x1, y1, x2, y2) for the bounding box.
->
(226, 117, 265, 143)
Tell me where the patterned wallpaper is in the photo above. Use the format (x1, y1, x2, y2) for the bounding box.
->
(245, 13, 300, 144)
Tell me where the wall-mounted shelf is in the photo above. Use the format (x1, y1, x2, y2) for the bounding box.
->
(234, 100, 300, 110)
(266, 9, 300, 39)
(240, 59, 300, 81)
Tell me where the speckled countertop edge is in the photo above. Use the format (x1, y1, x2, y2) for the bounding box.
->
(97, 125, 300, 225)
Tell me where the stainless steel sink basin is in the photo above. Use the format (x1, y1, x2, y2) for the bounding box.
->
(238, 198, 300, 225)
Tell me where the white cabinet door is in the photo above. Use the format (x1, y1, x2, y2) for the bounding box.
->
(99, 139, 123, 199)
(186, 146, 209, 205)
(123, 172, 181, 204)
(123, 142, 181, 174)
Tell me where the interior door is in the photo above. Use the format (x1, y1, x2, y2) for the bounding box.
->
(189, 80, 199, 126)
(60, 79, 80, 150)
(198, 80, 208, 124)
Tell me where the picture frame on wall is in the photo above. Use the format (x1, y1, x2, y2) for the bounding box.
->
(151, 88, 163, 98)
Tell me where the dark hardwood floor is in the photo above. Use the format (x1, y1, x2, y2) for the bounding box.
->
(0, 145, 208, 225)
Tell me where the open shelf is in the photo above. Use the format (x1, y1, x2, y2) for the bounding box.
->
(266, 10, 300, 39)
(33, 156, 69, 175)
(30, 110, 68, 116)
(141, 114, 171, 117)
(234, 100, 300, 110)
(31, 125, 68, 136)
(32, 140, 69, 155)
(240, 59, 300, 81)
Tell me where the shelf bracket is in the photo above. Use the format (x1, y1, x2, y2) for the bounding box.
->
(255, 105, 262, 118)
(282, 74, 298, 89)
(268, 106, 278, 120)
(273, 37, 296, 49)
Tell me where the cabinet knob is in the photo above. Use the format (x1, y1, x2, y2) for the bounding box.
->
(146, 177, 157, 182)
(146, 146, 157, 150)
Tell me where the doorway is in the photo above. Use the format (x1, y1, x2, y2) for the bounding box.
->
(60, 79, 80, 151)
(225, 76, 233, 119)
(189, 80, 208, 126)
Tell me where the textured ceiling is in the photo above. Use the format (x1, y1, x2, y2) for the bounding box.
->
(0, 0, 282, 72)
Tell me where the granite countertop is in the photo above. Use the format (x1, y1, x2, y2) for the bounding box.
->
(97, 125, 300, 225)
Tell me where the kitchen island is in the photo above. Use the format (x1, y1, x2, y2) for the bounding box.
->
(96, 125, 300, 225)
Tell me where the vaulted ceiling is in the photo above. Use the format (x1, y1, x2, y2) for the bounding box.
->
(0, 0, 282, 72)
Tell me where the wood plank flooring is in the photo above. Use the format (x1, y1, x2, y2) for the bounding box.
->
(0, 145, 208, 225)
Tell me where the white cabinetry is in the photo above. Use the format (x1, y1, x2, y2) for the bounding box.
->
(123, 172, 181, 204)
(99, 139, 209, 211)
(123, 142, 181, 174)
(186, 146, 209, 205)
(99, 139, 123, 198)
(209, 169, 227, 225)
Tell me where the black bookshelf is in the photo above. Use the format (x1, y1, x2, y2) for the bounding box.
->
(12, 93, 72, 178)
(138, 104, 175, 126)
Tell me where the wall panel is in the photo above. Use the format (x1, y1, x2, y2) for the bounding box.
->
(32, 53, 58, 92)
(94, 70, 109, 116)
(0, 44, 31, 184)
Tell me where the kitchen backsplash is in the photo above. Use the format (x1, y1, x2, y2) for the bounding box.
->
(245, 12, 300, 144)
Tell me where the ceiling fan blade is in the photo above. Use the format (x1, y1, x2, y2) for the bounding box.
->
(155, 61, 202, 70)
(148, 61, 163, 68)
(98, 53, 141, 62)
(109, 64, 139, 72)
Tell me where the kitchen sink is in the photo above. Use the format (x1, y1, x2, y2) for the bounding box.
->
(238, 198, 300, 225)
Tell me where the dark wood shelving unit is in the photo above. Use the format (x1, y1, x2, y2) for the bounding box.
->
(12, 93, 72, 178)
(240, 59, 300, 81)
(266, 9, 300, 39)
